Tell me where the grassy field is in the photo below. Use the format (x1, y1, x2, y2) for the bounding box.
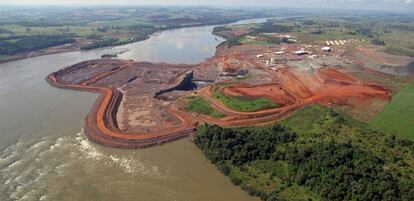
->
(239, 37, 273, 45)
(381, 31, 414, 57)
(213, 92, 278, 112)
(351, 71, 407, 93)
(371, 79, 414, 139)
(185, 96, 224, 118)
(229, 23, 260, 30)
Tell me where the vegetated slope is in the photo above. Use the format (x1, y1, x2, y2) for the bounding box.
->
(186, 96, 224, 118)
(371, 79, 414, 140)
(213, 92, 279, 112)
(194, 105, 414, 201)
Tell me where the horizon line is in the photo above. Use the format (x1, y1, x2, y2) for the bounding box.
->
(0, 4, 413, 12)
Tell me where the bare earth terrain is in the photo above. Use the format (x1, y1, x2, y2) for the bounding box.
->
(46, 36, 404, 148)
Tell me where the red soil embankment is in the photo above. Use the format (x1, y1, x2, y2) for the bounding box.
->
(306, 84, 391, 105)
(281, 70, 314, 98)
(46, 70, 195, 149)
(280, 67, 391, 106)
(198, 66, 391, 128)
(317, 67, 357, 83)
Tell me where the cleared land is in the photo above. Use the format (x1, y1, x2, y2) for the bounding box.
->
(371, 79, 414, 139)
(48, 42, 394, 148)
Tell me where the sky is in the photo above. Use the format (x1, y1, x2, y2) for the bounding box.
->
(0, 0, 413, 10)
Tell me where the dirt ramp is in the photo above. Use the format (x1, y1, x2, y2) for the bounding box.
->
(318, 67, 357, 83)
(307, 84, 391, 105)
(224, 84, 295, 106)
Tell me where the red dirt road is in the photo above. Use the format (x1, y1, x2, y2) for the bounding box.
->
(47, 66, 195, 149)
(194, 66, 391, 128)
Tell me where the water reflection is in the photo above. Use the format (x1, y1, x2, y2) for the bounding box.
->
(116, 26, 224, 64)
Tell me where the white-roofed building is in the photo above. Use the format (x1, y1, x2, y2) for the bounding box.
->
(322, 46, 333, 52)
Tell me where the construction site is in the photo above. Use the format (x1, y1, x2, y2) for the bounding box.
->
(46, 27, 414, 148)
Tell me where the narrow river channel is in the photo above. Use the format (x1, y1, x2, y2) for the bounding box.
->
(0, 19, 267, 201)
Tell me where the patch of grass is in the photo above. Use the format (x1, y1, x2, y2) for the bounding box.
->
(240, 37, 272, 45)
(281, 104, 364, 137)
(229, 23, 260, 30)
(384, 46, 414, 57)
(280, 104, 327, 134)
(213, 92, 278, 112)
(350, 71, 406, 93)
(186, 96, 224, 118)
(335, 98, 389, 123)
(371, 79, 414, 139)
(381, 31, 414, 57)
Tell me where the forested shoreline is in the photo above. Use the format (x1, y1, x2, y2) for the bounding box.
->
(195, 105, 414, 201)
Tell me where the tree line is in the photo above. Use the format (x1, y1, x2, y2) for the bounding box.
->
(194, 106, 414, 201)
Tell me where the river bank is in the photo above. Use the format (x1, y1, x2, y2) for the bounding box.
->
(0, 18, 264, 65)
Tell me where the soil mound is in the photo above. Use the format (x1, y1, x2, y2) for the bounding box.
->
(318, 67, 357, 83)
(353, 48, 414, 76)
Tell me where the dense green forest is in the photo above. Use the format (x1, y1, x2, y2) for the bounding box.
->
(195, 105, 414, 201)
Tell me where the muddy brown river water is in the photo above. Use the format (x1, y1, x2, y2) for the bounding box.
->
(0, 19, 267, 201)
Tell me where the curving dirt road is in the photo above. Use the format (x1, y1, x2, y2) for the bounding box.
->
(47, 66, 196, 149)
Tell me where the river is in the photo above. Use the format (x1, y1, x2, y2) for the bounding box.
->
(0, 18, 267, 201)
